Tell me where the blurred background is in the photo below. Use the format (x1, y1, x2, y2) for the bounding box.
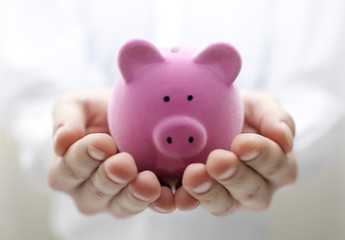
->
(1, 126, 345, 240)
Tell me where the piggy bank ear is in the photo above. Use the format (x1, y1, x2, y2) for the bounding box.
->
(118, 39, 165, 83)
(194, 43, 241, 86)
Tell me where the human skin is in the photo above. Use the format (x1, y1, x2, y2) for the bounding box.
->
(48, 88, 296, 217)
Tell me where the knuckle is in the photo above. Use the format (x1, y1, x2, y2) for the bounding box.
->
(236, 184, 270, 207)
(241, 195, 272, 212)
(237, 185, 262, 202)
(265, 156, 285, 178)
(62, 158, 84, 182)
(90, 177, 115, 200)
(94, 189, 113, 199)
(239, 192, 257, 203)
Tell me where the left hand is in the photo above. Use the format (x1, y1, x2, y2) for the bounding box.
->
(49, 89, 176, 218)
(174, 91, 297, 215)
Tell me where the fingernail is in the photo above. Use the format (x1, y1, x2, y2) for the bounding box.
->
(153, 205, 171, 213)
(193, 180, 213, 194)
(88, 146, 107, 161)
(218, 165, 238, 181)
(281, 122, 294, 151)
(131, 190, 151, 202)
(240, 150, 261, 161)
(106, 172, 128, 185)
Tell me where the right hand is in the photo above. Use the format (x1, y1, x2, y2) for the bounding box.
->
(48, 89, 175, 218)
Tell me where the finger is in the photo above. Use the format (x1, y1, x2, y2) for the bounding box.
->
(231, 134, 298, 187)
(182, 163, 239, 216)
(174, 187, 199, 211)
(207, 149, 272, 211)
(72, 153, 138, 215)
(108, 171, 161, 218)
(242, 91, 295, 153)
(48, 133, 117, 192)
(53, 96, 86, 156)
(150, 186, 176, 213)
(53, 89, 110, 156)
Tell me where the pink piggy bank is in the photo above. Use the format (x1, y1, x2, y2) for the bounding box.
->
(108, 39, 243, 178)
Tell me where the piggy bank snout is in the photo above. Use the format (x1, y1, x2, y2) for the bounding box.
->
(153, 116, 207, 159)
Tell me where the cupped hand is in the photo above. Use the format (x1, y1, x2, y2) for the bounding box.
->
(48, 89, 175, 218)
(175, 91, 297, 215)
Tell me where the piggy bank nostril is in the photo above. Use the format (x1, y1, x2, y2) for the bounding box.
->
(153, 116, 208, 159)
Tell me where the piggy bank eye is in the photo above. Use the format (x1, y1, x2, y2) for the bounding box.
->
(163, 96, 170, 102)
(187, 95, 193, 101)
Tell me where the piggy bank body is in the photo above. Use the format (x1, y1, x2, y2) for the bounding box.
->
(108, 39, 243, 178)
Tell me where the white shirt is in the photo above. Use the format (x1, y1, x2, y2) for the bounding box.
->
(1, 0, 345, 239)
